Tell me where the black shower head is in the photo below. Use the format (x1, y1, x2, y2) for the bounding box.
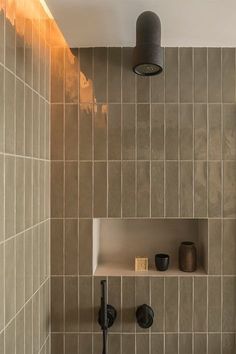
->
(133, 11, 163, 76)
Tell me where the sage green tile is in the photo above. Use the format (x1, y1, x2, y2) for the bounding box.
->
(223, 104, 236, 160)
(194, 48, 207, 103)
(122, 104, 135, 160)
(16, 234, 25, 312)
(5, 155, 15, 239)
(5, 320, 15, 354)
(180, 161, 193, 217)
(151, 278, 164, 332)
(165, 161, 179, 217)
(137, 104, 150, 160)
(165, 334, 178, 354)
(122, 335, 135, 354)
(79, 104, 93, 160)
(108, 162, 121, 217)
(79, 48, 93, 103)
(65, 104, 78, 160)
(65, 162, 78, 217)
(179, 277, 193, 332)
(194, 334, 207, 354)
(222, 48, 235, 103)
(208, 277, 221, 332)
(208, 48, 222, 102)
(16, 79, 25, 156)
(223, 161, 236, 217)
(94, 162, 107, 217)
(51, 277, 64, 332)
(65, 219, 78, 275)
(65, 277, 79, 332)
(79, 162, 92, 218)
(79, 277, 92, 332)
(122, 161, 135, 217)
(208, 104, 222, 160)
(16, 309, 25, 354)
(137, 76, 150, 103)
(165, 277, 178, 332)
(108, 277, 121, 332)
(137, 161, 150, 217)
(5, 238, 15, 324)
(108, 104, 121, 160)
(151, 161, 164, 217)
(208, 219, 222, 275)
(136, 334, 149, 354)
(51, 104, 64, 160)
(94, 47, 107, 103)
(65, 334, 79, 354)
(151, 104, 164, 160)
(25, 86, 33, 157)
(135, 277, 150, 332)
(194, 161, 207, 217)
(194, 104, 207, 160)
(16, 157, 25, 234)
(223, 220, 236, 275)
(108, 48, 121, 102)
(223, 277, 236, 331)
(165, 48, 178, 102)
(194, 277, 207, 332)
(151, 334, 164, 354)
(179, 334, 192, 354)
(222, 334, 235, 354)
(79, 219, 92, 275)
(94, 104, 107, 160)
(122, 277, 135, 333)
(208, 161, 222, 217)
(180, 48, 193, 102)
(165, 104, 178, 160)
(122, 48, 135, 103)
(5, 70, 15, 154)
(180, 104, 193, 160)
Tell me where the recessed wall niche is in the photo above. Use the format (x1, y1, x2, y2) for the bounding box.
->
(93, 218, 208, 276)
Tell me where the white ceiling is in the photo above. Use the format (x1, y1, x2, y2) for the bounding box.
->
(45, 0, 236, 47)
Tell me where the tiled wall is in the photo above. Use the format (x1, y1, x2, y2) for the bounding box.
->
(0, 1, 51, 353)
(51, 47, 236, 353)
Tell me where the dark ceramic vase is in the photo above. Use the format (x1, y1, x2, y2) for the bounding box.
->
(155, 254, 169, 271)
(179, 242, 197, 272)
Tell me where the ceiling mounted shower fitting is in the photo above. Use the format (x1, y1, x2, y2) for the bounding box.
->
(133, 11, 163, 76)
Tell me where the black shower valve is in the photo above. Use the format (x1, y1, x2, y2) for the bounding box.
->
(136, 304, 154, 329)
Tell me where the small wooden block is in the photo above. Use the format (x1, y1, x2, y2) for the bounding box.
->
(135, 257, 148, 272)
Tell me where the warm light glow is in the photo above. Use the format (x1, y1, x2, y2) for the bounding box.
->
(39, 0, 53, 19)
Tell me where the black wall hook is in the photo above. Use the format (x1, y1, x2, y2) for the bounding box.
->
(136, 304, 154, 329)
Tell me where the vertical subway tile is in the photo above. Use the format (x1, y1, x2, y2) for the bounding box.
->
(79, 162, 92, 218)
(25, 229, 33, 301)
(0, 244, 3, 331)
(151, 277, 164, 332)
(108, 48, 121, 102)
(65, 334, 79, 354)
(5, 70, 15, 154)
(79, 219, 92, 275)
(122, 334, 135, 354)
(16, 234, 25, 312)
(33, 93, 40, 158)
(165, 277, 178, 332)
(65, 104, 78, 160)
(208, 104, 222, 160)
(208, 277, 221, 332)
(51, 104, 64, 160)
(122, 277, 135, 333)
(65, 161, 78, 217)
(180, 48, 193, 102)
(223, 104, 236, 159)
(80, 48, 93, 103)
(33, 160, 39, 225)
(79, 104, 93, 160)
(16, 157, 25, 234)
(94, 104, 108, 160)
(0, 66, 3, 153)
(165, 334, 178, 354)
(122, 104, 135, 160)
(208, 161, 222, 217)
(51, 161, 64, 218)
(208, 219, 222, 275)
(179, 334, 192, 354)
(16, 79, 25, 156)
(194, 334, 207, 354)
(108, 277, 121, 332)
(194, 277, 207, 332)
(208, 334, 221, 354)
(0, 8, 4, 64)
(180, 104, 193, 160)
(16, 309, 25, 354)
(194, 48, 207, 102)
(5, 12, 16, 73)
(51, 48, 64, 103)
(0, 155, 3, 242)
(108, 104, 121, 160)
(79, 334, 92, 354)
(5, 320, 16, 354)
(65, 49, 78, 103)
(25, 86, 32, 157)
(180, 161, 193, 217)
(94, 162, 107, 217)
(93, 277, 106, 332)
(108, 162, 121, 217)
(122, 48, 135, 103)
(51, 334, 64, 354)
(223, 220, 236, 275)
(135, 277, 150, 332)
(79, 277, 93, 332)
(194, 104, 207, 160)
(25, 299, 32, 354)
(165, 161, 179, 217)
(165, 48, 178, 102)
(151, 62, 164, 103)
(137, 161, 150, 217)
(65, 219, 78, 275)
(151, 334, 164, 354)
(151, 161, 164, 217)
(222, 48, 235, 102)
(222, 334, 235, 354)
(165, 104, 178, 160)
(51, 277, 64, 332)
(223, 277, 236, 332)
(179, 277, 193, 332)
(136, 334, 149, 354)
(108, 335, 121, 354)
(5, 238, 16, 324)
(223, 161, 236, 217)
(208, 48, 222, 103)
(94, 48, 107, 103)
(194, 161, 207, 217)
(122, 161, 136, 217)
(65, 277, 79, 332)
(137, 104, 150, 160)
(24, 19, 32, 87)
(5, 155, 15, 239)
(137, 76, 150, 103)
(151, 104, 164, 160)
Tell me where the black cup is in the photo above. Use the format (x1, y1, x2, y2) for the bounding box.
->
(155, 254, 170, 271)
